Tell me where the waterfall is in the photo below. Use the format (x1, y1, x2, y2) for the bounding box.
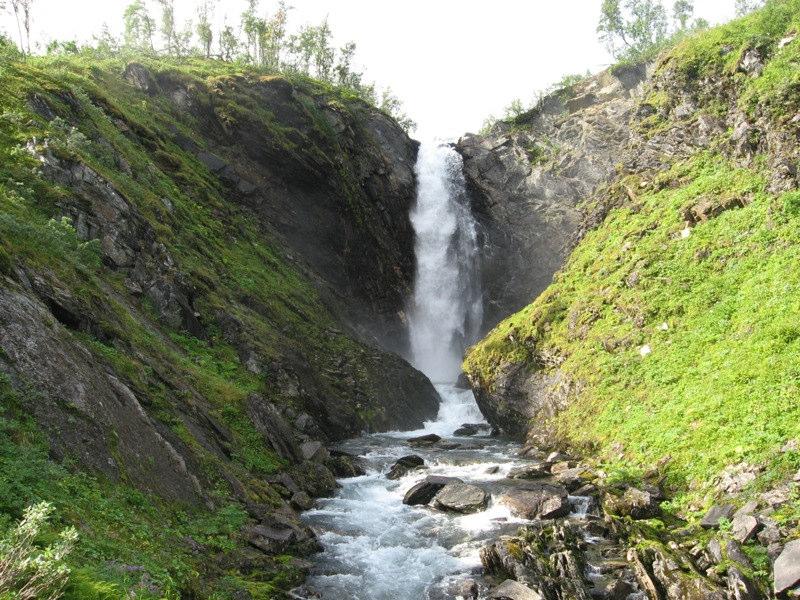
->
(408, 142, 483, 384)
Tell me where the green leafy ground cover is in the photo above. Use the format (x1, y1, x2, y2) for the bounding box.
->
(465, 1, 800, 528)
(0, 51, 396, 597)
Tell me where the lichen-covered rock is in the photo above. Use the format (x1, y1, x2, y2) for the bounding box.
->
(604, 487, 662, 520)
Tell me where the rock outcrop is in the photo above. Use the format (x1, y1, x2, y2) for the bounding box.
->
(457, 65, 649, 331)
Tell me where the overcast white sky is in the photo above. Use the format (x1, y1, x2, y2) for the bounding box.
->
(1, 0, 737, 139)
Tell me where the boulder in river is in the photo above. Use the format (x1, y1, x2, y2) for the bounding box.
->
(432, 482, 489, 513)
(387, 455, 425, 480)
(488, 579, 543, 600)
(403, 475, 462, 505)
(453, 423, 490, 436)
(499, 483, 570, 519)
(407, 433, 441, 447)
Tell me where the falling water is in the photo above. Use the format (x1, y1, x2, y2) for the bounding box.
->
(408, 142, 483, 383)
(300, 142, 508, 600)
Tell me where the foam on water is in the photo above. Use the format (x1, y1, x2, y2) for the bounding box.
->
(301, 382, 521, 599)
(300, 142, 502, 598)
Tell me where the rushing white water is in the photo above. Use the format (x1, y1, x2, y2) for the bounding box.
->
(299, 142, 516, 599)
(407, 142, 483, 383)
(301, 385, 522, 600)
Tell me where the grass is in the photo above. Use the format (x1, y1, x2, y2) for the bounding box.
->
(0, 50, 403, 597)
(465, 151, 800, 517)
(0, 373, 301, 599)
(465, 0, 800, 528)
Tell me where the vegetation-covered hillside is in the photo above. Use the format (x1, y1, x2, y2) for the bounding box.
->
(0, 51, 436, 598)
(465, 0, 800, 530)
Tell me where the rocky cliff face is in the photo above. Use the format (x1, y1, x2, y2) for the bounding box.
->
(0, 57, 437, 596)
(457, 65, 649, 330)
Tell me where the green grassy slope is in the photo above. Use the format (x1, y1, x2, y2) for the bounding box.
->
(0, 52, 412, 598)
(465, 0, 800, 525)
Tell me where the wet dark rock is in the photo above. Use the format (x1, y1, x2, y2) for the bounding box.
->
(455, 372, 471, 389)
(386, 455, 425, 480)
(701, 504, 735, 529)
(432, 482, 489, 513)
(486, 465, 501, 474)
(488, 579, 542, 600)
(300, 440, 329, 463)
(290, 492, 314, 511)
(454, 423, 490, 436)
(326, 450, 366, 478)
(774, 539, 800, 596)
(407, 433, 441, 447)
(500, 483, 570, 519)
(292, 461, 338, 498)
(244, 521, 318, 555)
(403, 476, 463, 506)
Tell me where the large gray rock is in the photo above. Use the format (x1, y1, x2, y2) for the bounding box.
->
(432, 483, 489, 513)
(774, 539, 800, 595)
(499, 484, 570, 519)
(456, 67, 647, 337)
(488, 579, 543, 600)
(701, 504, 735, 529)
(403, 476, 462, 506)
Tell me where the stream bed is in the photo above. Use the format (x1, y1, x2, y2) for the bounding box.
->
(298, 384, 591, 600)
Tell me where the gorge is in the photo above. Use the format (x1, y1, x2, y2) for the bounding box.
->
(2, 1, 800, 599)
